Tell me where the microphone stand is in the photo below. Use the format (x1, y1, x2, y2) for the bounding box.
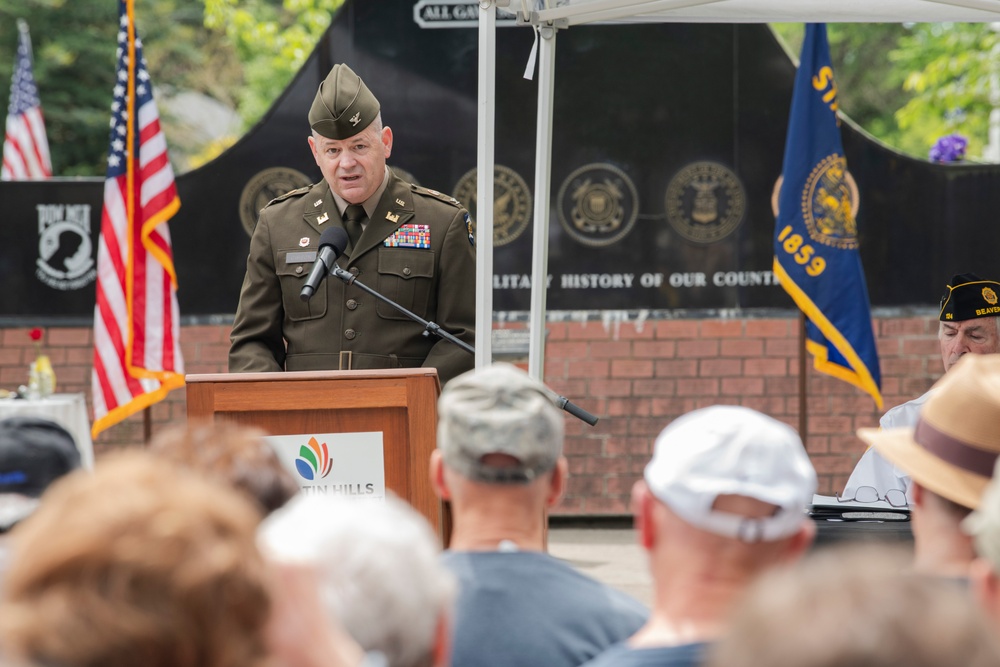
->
(328, 264, 599, 426)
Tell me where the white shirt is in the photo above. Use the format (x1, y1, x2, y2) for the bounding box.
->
(842, 390, 934, 506)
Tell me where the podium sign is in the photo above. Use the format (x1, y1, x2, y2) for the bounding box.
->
(185, 369, 448, 542)
(265, 431, 387, 500)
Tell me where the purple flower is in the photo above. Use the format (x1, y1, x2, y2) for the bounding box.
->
(929, 134, 968, 163)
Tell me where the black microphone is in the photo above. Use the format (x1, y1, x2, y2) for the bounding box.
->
(299, 227, 349, 301)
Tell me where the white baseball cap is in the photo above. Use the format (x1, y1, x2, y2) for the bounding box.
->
(644, 405, 817, 542)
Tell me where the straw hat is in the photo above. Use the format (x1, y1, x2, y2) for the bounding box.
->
(857, 354, 1000, 509)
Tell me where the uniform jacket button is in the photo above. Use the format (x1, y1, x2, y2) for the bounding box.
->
(349, 266, 360, 276)
(403, 267, 411, 276)
(295, 265, 304, 275)
(346, 299, 358, 310)
(344, 329, 357, 340)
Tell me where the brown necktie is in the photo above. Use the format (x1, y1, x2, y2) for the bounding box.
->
(344, 204, 366, 251)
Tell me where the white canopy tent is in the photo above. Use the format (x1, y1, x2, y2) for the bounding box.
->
(472, 0, 1000, 384)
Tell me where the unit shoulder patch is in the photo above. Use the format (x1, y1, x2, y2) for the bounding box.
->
(411, 184, 462, 208)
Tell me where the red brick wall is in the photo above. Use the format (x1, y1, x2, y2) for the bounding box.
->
(2, 314, 941, 514)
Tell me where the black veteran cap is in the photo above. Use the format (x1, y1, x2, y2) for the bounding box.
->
(939, 273, 1000, 321)
(308, 63, 380, 140)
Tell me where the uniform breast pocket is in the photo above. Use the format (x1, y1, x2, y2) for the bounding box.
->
(376, 248, 435, 321)
(277, 252, 327, 322)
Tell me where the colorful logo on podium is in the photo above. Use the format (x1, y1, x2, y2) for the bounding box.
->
(295, 436, 333, 480)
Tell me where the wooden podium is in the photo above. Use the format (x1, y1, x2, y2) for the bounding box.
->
(185, 369, 448, 541)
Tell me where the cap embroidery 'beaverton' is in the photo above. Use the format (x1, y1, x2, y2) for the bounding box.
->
(939, 273, 1000, 321)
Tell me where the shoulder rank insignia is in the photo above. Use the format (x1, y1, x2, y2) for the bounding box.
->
(384, 224, 431, 249)
(465, 212, 475, 247)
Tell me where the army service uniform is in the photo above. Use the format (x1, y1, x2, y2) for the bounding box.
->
(229, 172, 476, 386)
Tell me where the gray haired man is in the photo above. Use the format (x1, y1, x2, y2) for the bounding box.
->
(431, 363, 647, 667)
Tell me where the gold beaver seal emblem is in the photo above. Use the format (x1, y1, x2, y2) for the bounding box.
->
(984, 287, 998, 306)
(800, 154, 860, 250)
(452, 165, 532, 247)
(556, 163, 639, 248)
(665, 162, 745, 244)
(239, 167, 313, 237)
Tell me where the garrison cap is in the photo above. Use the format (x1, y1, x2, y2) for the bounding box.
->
(308, 63, 380, 140)
(939, 273, 1000, 321)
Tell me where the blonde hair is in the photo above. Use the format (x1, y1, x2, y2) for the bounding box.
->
(0, 452, 271, 667)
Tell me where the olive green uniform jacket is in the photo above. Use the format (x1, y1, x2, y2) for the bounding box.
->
(229, 173, 476, 386)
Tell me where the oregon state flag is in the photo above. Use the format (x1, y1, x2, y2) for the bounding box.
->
(774, 24, 882, 409)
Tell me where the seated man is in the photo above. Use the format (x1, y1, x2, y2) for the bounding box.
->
(707, 544, 1000, 667)
(859, 353, 1000, 577)
(258, 493, 455, 667)
(0, 452, 273, 667)
(432, 363, 648, 667)
(0, 416, 80, 533)
(582, 405, 817, 667)
(844, 272, 1000, 505)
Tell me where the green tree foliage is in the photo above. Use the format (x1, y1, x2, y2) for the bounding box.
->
(0, 6, 993, 174)
(0, 0, 338, 176)
(0, 0, 118, 176)
(772, 22, 995, 161)
(891, 23, 998, 159)
(203, 0, 342, 131)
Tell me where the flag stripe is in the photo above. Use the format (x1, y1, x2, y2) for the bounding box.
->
(92, 0, 184, 439)
(1, 22, 51, 181)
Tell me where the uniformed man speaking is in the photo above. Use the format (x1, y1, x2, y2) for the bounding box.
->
(229, 64, 476, 386)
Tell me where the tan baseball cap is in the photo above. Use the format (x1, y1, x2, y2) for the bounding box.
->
(859, 354, 1000, 510)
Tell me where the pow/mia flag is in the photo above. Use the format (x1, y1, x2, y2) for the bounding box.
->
(773, 23, 882, 410)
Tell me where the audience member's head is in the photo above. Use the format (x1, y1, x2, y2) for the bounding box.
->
(706, 544, 1000, 667)
(938, 273, 1000, 371)
(0, 452, 271, 667)
(626, 405, 816, 646)
(431, 362, 566, 550)
(149, 419, 299, 515)
(0, 416, 80, 531)
(860, 353, 1000, 575)
(259, 493, 454, 667)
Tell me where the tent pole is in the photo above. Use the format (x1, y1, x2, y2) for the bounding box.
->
(475, 0, 498, 369)
(527, 24, 558, 381)
(798, 310, 808, 446)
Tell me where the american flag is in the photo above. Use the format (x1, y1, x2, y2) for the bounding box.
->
(91, 0, 185, 438)
(1, 20, 52, 180)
